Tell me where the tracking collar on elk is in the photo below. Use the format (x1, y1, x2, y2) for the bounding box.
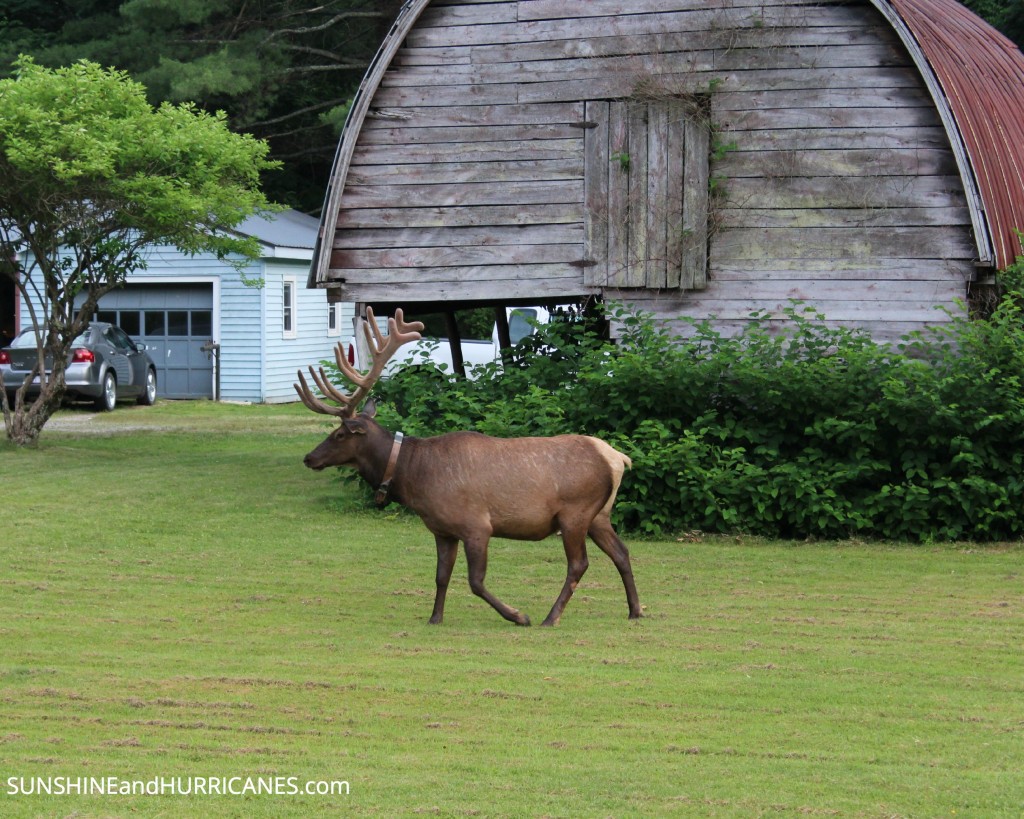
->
(294, 307, 423, 502)
(375, 429, 404, 506)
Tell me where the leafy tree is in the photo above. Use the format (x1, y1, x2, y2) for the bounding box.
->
(0, 0, 402, 212)
(962, 0, 1024, 43)
(0, 56, 279, 446)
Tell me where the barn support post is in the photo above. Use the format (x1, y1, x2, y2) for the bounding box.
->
(493, 305, 512, 365)
(443, 310, 466, 378)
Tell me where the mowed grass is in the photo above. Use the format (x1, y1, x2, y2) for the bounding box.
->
(1, 401, 1022, 817)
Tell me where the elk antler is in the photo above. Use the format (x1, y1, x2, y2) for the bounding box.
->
(294, 307, 425, 417)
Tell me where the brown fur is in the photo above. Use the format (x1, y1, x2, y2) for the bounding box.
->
(304, 403, 642, 626)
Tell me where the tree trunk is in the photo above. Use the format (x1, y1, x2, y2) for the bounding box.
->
(2, 375, 66, 447)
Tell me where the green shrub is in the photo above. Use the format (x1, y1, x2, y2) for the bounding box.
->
(326, 299, 1024, 542)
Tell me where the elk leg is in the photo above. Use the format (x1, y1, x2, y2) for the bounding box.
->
(541, 528, 589, 627)
(589, 515, 643, 619)
(463, 536, 531, 626)
(429, 535, 459, 625)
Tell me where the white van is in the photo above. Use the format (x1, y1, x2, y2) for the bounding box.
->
(347, 306, 550, 377)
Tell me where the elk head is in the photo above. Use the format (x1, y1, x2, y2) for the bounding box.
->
(296, 307, 424, 471)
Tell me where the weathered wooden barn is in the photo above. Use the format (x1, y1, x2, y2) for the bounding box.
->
(307, 0, 1024, 344)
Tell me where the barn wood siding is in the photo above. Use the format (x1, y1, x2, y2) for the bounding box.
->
(325, 0, 977, 337)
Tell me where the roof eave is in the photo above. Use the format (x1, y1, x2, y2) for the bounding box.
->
(308, 0, 434, 289)
(869, 0, 995, 268)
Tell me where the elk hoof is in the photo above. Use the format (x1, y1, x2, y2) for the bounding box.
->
(514, 613, 531, 627)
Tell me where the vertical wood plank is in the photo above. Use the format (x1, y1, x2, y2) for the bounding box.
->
(683, 115, 711, 290)
(584, 100, 610, 287)
(626, 101, 649, 287)
(607, 101, 631, 286)
(646, 101, 670, 288)
(664, 101, 686, 289)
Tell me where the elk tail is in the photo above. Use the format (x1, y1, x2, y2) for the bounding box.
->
(589, 438, 631, 517)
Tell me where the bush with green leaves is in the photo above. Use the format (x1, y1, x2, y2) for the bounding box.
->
(326, 298, 1024, 542)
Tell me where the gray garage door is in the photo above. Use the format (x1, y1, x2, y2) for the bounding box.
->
(81, 284, 215, 399)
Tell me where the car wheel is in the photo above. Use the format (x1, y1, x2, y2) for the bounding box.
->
(95, 371, 117, 411)
(138, 368, 157, 406)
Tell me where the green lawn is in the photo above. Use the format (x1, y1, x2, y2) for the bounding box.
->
(1, 402, 1022, 817)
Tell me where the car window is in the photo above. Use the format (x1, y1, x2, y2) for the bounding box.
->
(508, 309, 538, 345)
(10, 330, 41, 349)
(106, 326, 137, 352)
(10, 329, 91, 348)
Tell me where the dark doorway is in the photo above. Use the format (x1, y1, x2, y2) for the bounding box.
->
(0, 275, 15, 347)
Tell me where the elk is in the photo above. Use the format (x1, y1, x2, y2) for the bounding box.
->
(295, 308, 642, 627)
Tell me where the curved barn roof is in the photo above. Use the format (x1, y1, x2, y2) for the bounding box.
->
(310, 0, 1024, 284)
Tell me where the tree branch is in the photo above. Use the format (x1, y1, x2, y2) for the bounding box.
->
(279, 43, 367, 65)
(247, 97, 351, 128)
(263, 10, 385, 43)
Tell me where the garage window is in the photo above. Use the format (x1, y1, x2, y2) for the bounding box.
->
(168, 311, 189, 336)
(146, 311, 166, 336)
(192, 310, 212, 337)
(119, 312, 141, 336)
(88, 308, 217, 341)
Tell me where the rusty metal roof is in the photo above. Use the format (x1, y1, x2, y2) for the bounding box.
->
(885, 0, 1024, 269)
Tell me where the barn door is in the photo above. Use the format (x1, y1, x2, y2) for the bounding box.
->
(584, 98, 710, 290)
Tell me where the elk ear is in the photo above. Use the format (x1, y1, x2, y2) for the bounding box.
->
(342, 416, 369, 435)
(361, 399, 378, 419)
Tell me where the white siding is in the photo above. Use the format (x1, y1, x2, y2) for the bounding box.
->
(217, 256, 265, 402)
(263, 260, 355, 403)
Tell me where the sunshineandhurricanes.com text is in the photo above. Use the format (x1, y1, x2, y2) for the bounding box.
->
(5, 775, 350, 798)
